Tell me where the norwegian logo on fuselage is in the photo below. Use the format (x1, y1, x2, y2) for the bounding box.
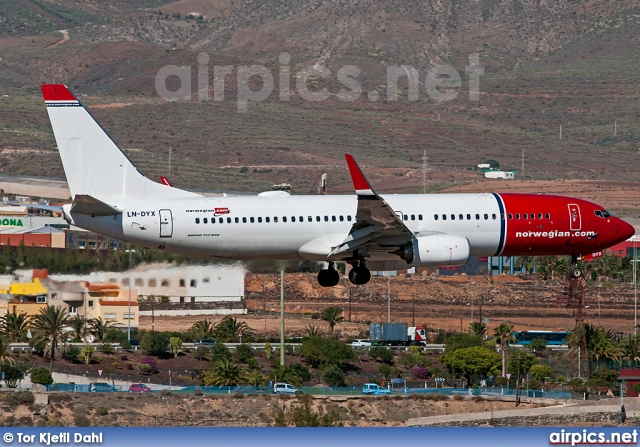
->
(127, 211, 156, 218)
(214, 208, 230, 216)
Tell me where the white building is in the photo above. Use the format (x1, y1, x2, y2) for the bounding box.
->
(51, 263, 246, 317)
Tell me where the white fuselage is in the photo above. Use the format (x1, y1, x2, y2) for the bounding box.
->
(71, 192, 503, 261)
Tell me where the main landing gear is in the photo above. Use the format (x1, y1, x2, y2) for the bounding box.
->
(317, 262, 340, 287)
(316, 260, 372, 287)
(348, 260, 371, 285)
(569, 255, 583, 279)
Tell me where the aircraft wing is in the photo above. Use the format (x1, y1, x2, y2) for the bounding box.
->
(329, 155, 414, 257)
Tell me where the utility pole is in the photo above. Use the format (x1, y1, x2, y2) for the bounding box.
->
(412, 293, 415, 327)
(280, 269, 285, 367)
(559, 125, 562, 140)
(422, 150, 428, 194)
(387, 276, 391, 323)
(521, 149, 525, 179)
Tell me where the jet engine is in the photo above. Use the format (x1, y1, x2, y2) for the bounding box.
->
(396, 234, 471, 266)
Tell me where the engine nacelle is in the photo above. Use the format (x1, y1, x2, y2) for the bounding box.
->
(399, 234, 471, 267)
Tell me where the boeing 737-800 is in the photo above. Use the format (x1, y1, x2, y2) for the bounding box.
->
(41, 84, 635, 287)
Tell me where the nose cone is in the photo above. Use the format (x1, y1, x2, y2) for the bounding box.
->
(617, 218, 636, 242)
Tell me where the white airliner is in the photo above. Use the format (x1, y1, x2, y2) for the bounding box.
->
(41, 84, 634, 287)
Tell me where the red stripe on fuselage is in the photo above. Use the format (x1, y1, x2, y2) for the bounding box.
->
(499, 193, 634, 257)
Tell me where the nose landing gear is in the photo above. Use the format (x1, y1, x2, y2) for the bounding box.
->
(569, 255, 583, 279)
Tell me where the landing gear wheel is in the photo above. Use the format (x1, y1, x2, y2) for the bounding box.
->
(349, 266, 371, 285)
(317, 268, 340, 287)
(569, 267, 582, 279)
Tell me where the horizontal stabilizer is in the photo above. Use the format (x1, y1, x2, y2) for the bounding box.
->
(70, 195, 121, 216)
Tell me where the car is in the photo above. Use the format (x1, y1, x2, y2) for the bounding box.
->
(129, 383, 151, 393)
(273, 382, 298, 394)
(90, 382, 117, 392)
(195, 339, 217, 347)
(362, 383, 390, 395)
(126, 339, 140, 346)
(351, 339, 372, 347)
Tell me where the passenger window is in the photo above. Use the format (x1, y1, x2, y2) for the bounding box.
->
(250, 217, 255, 223)
(219, 217, 223, 223)
(475, 214, 480, 220)
(211, 218, 216, 224)
(316, 216, 320, 222)
(434, 214, 439, 220)
(500, 213, 505, 220)
(235, 217, 239, 223)
(299, 216, 303, 222)
(530, 213, 535, 220)
(347, 216, 352, 222)
(418, 214, 423, 220)
(492, 214, 496, 220)
(332, 216, 336, 222)
(308, 216, 312, 222)
(274, 217, 279, 223)
(291, 216, 295, 222)
(203, 218, 208, 224)
(324, 216, 329, 222)
(339, 216, 344, 222)
(546, 213, 550, 219)
(484, 214, 488, 220)
(195, 218, 200, 224)
(459, 214, 463, 220)
(508, 214, 513, 220)
(467, 214, 471, 220)
(266, 217, 270, 223)
(258, 217, 262, 223)
(451, 214, 455, 220)
(411, 215, 415, 221)
(404, 215, 409, 221)
(283, 217, 287, 223)
(523, 214, 528, 220)
(443, 214, 447, 220)
(516, 214, 520, 220)
(242, 217, 247, 223)
(538, 213, 543, 219)
(227, 217, 232, 223)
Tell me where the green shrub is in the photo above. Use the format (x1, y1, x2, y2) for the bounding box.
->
(233, 344, 255, 363)
(30, 367, 53, 386)
(140, 331, 170, 356)
(62, 345, 80, 363)
(80, 346, 95, 364)
(323, 365, 345, 387)
(96, 406, 109, 416)
(369, 346, 394, 364)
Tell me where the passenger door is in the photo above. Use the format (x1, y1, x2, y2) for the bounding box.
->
(159, 209, 173, 238)
(568, 204, 581, 231)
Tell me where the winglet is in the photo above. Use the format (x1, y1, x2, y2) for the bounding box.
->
(41, 84, 79, 103)
(345, 154, 375, 196)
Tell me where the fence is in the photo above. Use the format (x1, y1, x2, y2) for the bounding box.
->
(45, 383, 571, 399)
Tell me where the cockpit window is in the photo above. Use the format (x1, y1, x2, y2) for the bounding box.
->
(594, 210, 612, 219)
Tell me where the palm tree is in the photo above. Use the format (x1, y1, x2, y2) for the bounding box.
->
(203, 359, 246, 386)
(213, 316, 255, 342)
(190, 319, 216, 339)
(320, 307, 344, 336)
(303, 324, 322, 337)
(0, 337, 15, 366)
(89, 317, 114, 341)
(493, 323, 514, 377)
(469, 321, 487, 338)
(269, 365, 301, 386)
(2, 313, 32, 342)
(31, 306, 69, 371)
(247, 369, 267, 387)
(68, 316, 90, 342)
(515, 256, 536, 275)
(622, 337, 640, 368)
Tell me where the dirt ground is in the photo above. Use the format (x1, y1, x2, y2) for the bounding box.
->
(9, 392, 541, 427)
(141, 272, 639, 337)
